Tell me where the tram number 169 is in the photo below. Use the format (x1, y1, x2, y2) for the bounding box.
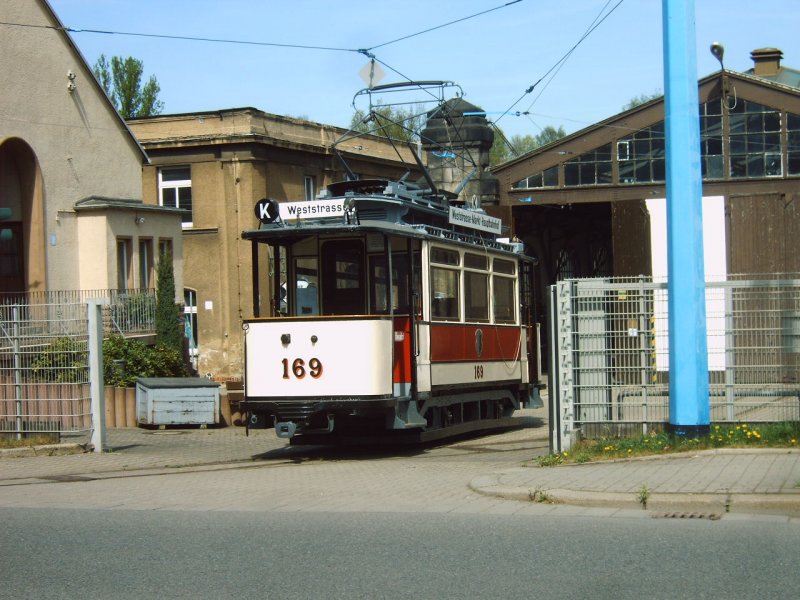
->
(282, 358, 323, 380)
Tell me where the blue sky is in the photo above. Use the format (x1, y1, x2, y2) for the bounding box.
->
(47, 0, 800, 139)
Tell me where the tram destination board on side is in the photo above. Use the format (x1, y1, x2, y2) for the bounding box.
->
(448, 206, 502, 235)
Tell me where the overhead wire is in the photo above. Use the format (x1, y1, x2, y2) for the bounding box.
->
(493, 0, 626, 129)
(4, 0, 535, 168)
(522, 0, 619, 114)
(364, 0, 523, 52)
(2, 0, 525, 128)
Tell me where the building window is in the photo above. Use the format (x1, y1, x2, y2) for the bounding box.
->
(158, 238, 173, 260)
(304, 176, 316, 201)
(159, 166, 192, 227)
(729, 100, 782, 179)
(787, 112, 800, 175)
(139, 238, 154, 290)
(117, 238, 133, 291)
(512, 165, 558, 189)
(618, 123, 665, 184)
(184, 288, 198, 370)
(700, 99, 724, 179)
(564, 144, 612, 186)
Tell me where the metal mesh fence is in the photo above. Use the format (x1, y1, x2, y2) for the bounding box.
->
(0, 290, 156, 438)
(551, 277, 800, 440)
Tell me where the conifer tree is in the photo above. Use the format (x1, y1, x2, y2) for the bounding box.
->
(155, 251, 183, 354)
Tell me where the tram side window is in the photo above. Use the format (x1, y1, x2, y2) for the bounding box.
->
(431, 247, 460, 321)
(464, 253, 489, 322)
(294, 257, 319, 316)
(493, 258, 517, 323)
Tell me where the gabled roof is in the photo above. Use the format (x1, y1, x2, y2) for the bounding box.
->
(494, 66, 800, 174)
(39, 0, 149, 163)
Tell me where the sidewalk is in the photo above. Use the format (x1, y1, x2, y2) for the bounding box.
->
(0, 426, 289, 484)
(2, 414, 800, 518)
(470, 448, 800, 518)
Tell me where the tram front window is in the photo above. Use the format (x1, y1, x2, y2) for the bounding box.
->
(321, 240, 365, 315)
(370, 255, 410, 314)
(294, 257, 319, 316)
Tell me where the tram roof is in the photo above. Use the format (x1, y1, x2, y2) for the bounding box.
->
(242, 178, 536, 262)
(242, 219, 534, 261)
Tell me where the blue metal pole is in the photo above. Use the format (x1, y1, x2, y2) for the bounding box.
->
(662, 0, 710, 436)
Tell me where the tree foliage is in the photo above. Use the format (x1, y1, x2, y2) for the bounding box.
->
(92, 54, 164, 119)
(349, 103, 426, 143)
(155, 251, 183, 354)
(621, 90, 662, 111)
(489, 125, 567, 165)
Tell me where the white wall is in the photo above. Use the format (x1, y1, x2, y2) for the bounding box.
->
(646, 196, 727, 371)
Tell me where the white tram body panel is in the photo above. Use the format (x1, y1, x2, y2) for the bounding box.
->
(245, 319, 393, 397)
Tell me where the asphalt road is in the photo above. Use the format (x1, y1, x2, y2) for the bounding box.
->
(2, 416, 799, 599)
(2, 507, 799, 600)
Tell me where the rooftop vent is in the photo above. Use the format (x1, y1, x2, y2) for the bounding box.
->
(751, 47, 783, 77)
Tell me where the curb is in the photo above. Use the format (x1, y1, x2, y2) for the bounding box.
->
(0, 443, 89, 459)
(469, 474, 800, 517)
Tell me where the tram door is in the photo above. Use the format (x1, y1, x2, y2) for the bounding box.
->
(320, 239, 365, 315)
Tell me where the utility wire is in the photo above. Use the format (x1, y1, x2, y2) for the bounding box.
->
(2, 1, 524, 56)
(366, 0, 523, 51)
(523, 0, 618, 114)
(493, 0, 625, 128)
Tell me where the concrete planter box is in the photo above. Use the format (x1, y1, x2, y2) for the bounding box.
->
(135, 378, 220, 427)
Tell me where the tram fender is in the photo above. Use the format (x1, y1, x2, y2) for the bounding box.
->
(389, 398, 427, 429)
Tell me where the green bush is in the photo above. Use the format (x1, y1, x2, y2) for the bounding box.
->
(30, 335, 189, 388)
(103, 334, 188, 387)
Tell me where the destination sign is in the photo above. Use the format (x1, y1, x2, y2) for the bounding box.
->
(280, 199, 345, 220)
(254, 198, 347, 224)
(448, 206, 502, 235)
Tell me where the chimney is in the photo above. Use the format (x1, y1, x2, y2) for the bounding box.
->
(751, 47, 783, 77)
(420, 98, 499, 206)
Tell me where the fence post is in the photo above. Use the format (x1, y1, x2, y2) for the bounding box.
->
(638, 276, 649, 435)
(12, 306, 23, 440)
(88, 300, 106, 452)
(554, 281, 577, 452)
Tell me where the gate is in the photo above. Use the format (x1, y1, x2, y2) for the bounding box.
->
(549, 277, 800, 452)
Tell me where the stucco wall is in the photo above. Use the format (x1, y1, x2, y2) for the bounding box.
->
(1, 0, 146, 291)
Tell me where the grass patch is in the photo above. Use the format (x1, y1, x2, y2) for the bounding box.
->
(0, 434, 60, 449)
(536, 422, 800, 466)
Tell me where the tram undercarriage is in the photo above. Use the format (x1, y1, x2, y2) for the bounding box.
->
(245, 383, 530, 444)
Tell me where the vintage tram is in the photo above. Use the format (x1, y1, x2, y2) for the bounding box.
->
(241, 177, 541, 442)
